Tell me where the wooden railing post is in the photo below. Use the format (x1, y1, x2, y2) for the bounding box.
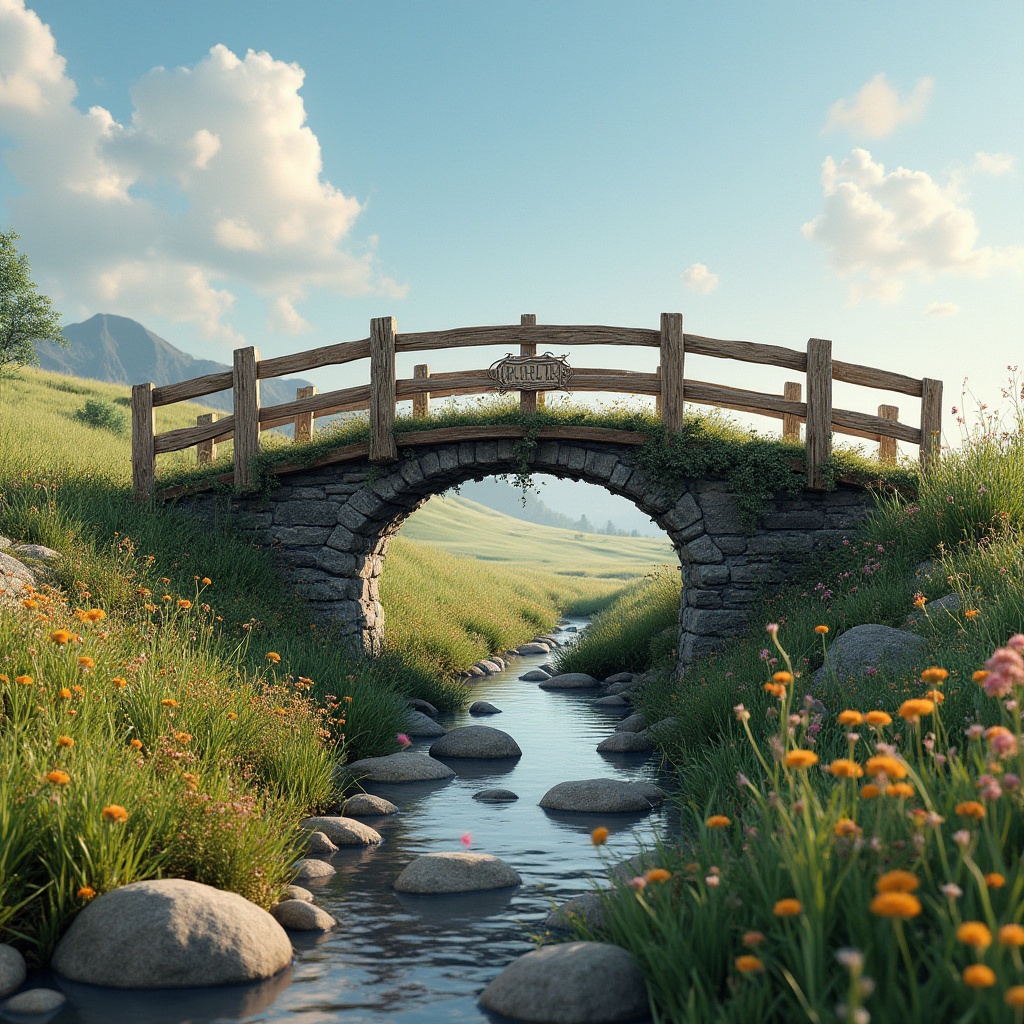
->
(196, 413, 216, 464)
(413, 365, 431, 418)
(919, 378, 943, 470)
(655, 365, 663, 417)
(233, 346, 261, 490)
(877, 404, 898, 464)
(519, 313, 542, 412)
(370, 316, 398, 462)
(660, 313, 684, 433)
(131, 382, 155, 502)
(294, 385, 316, 442)
(805, 338, 832, 490)
(782, 382, 802, 441)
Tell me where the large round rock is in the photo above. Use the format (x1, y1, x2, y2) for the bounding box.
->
(813, 624, 927, 686)
(540, 779, 664, 813)
(51, 879, 292, 988)
(479, 941, 648, 1023)
(0, 943, 26, 998)
(394, 852, 521, 894)
(343, 793, 399, 817)
(597, 732, 656, 753)
(540, 673, 600, 690)
(403, 710, 446, 738)
(429, 726, 522, 759)
(345, 751, 456, 782)
(299, 815, 382, 846)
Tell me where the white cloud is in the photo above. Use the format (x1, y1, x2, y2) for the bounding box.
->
(973, 152, 1015, 176)
(923, 302, 960, 318)
(0, 2, 403, 344)
(825, 74, 933, 139)
(682, 262, 720, 294)
(802, 149, 1024, 304)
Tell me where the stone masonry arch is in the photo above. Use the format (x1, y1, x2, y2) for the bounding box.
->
(206, 435, 872, 672)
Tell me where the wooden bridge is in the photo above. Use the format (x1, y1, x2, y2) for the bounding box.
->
(130, 313, 943, 502)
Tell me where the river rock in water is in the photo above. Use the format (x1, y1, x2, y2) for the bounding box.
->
(540, 779, 664, 813)
(517, 642, 551, 655)
(343, 793, 399, 817)
(614, 713, 649, 734)
(544, 893, 607, 932)
(299, 816, 382, 846)
(293, 858, 337, 882)
(469, 701, 502, 715)
(520, 669, 553, 681)
(271, 899, 336, 932)
(429, 726, 522, 759)
(540, 673, 601, 690)
(345, 752, 456, 783)
(304, 830, 338, 855)
(473, 788, 519, 803)
(0, 944, 26, 998)
(403, 710, 446, 738)
(407, 698, 439, 718)
(2, 989, 66, 1015)
(284, 885, 313, 902)
(394, 852, 521, 894)
(51, 879, 293, 988)
(479, 941, 648, 1023)
(597, 731, 656, 753)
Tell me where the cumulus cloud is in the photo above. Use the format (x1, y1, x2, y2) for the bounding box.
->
(825, 74, 933, 139)
(973, 152, 1015, 176)
(923, 302, 960, 318)
(0, 0, 404, 344)
(802, 149, 1024, 304)
(682, 262, 720, 294)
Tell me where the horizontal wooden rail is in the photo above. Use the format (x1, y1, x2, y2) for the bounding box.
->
(395, 324, 660, 353)
(832, 359, 923, 397)
(257, 338, 370, 378)
(152, 370, 233, 408)
(684, 334, 807, 372)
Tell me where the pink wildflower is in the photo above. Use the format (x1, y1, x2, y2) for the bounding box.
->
(460, 832, 472, 849)
(628, 876, 647, 891)
(396, 733, 412, 748)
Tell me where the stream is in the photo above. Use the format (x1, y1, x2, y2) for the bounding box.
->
(39, 619, 678, 1024)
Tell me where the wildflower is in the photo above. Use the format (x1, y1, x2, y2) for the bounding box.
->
(834, 818, 861, 838)
(160, 698, 179, 708)
(22, 598, 38, 609)
(56, 735, 74, 748)
(1006, 988, 1024, 1009)
(705, 874, 720, 888)
(965, 609, 980, 620)
(983, 646, 1024, 698)
(460, 832, 472, 849)
(705, 815, 731, 829)
(49, 629, 72, 644)
(766, 623, 779, 636)
(58, 688, 72, 699)
(763, 682, 786, 698)
(111, 676, 128, 689)
(645, 868, 672, 884)
(77, 886, 96, 900)
(956, 801, 986, 821)
(265, 652, 281, 664)
(940, 883, 963, 899)
(866, 755, 907, 779)
(733, 704, 750, 723)
(869, 892, 921, 918)
(161, 594, 172, 602)
(815, 625, 829, 634)
(886, 783, 914, 799)
(101, 804, 129, 824)
(860, 784, 881, 799)
(143, 603, 157, 612)
(84, 608, 106, 623)
(838, 710, 864, 725)
(396, 733, 412, 749)
(772, 671, 793, 684)
(953, 829, 972, 848)
(182, 772, 199, 790)
(876, 871, 919, 893)
(77, 656, 95, 670)
(864, 711, 892, 727)
(273, 708, 286, 717)
(227, 712, 237, 721)
(173, 731, 192, 743)
(129, 739, 143, 750)
(899, 699, 935, 722)
(999, 924, 1024, 947)
(742, 931, 765, 947)
(785, 750, 818, 769)
(627, 876, 646, 891)
(924, 690, 945, 704)
(961, 964, 996, 988)
(984, 873, 1006, 889)
(773, 899, 803, 917)
(45, 770, 70, 785)
(201, 577, 212, 585)
(16, 674, 32, 686)
(590, 827, 609, 846)
(735, 955, 764, 973)
(829, 759, 864, 779)
(913, 594, 927, 609)
(920, 667, 949, 684)
(176, 599, 191, 609)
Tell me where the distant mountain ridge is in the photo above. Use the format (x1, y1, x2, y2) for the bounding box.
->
(36, 314, 314, 413)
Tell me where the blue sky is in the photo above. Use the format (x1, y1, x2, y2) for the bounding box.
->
(1, 0, 1022, 453)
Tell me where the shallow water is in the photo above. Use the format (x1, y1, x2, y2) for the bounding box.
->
(35, 620, 676, 1023)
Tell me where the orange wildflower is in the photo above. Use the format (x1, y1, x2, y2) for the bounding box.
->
(265, 652, 282, 664)
(644, 869, 671, 884)
(763, 682, 786, 698)
(869, 892, 921, 918)
(49, 629, 72, 644)
(705, 815, 731, 829)
(785, 750, 818, 769)
(773, 899, 803, 917)
(956, 801, 986, 821)
(865, 755, 907, 779)
(886, 783, 915, 799)
(920, 667, 948, 684)
(815, 625, 829, 634)
(56, 735, 74, 748)
(864, 711, 892, 727)
(77, 656, 95, 669)
(101, 804, 129, 824)
(876, 871, 919, 893)
(76, 886, 96, 900)
(112, 677, 128, 689)
(45, 770, 70, 785)
(590, 827, 609, 846)
(962, 964, 996, 988)
(860, 784, 881, 799)
(984, 873, 1006, 889)
(834, 818, 861, 838)
(129, 738, 143, 750)
(735, 956, 764, 973)
(772, 671, 793, 684)
(899, 698, 935, 722)
(837, 710, 863, 725)
(829, 759, 864, 779)
(973, 670, 990, 684)
(16, 675, 32, 686)
(999, 924, 1024, 947)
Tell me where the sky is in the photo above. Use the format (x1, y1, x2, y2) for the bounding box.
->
(1, 0, 1022, 462)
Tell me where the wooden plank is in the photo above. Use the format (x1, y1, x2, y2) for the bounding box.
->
(395, 324, 660, 353)
(805, 338, 832, 490)
(393, 424, 651, 447)
(520, 313, 538, 414)
(782, 382, 802, 441)
(258, 384, 371, 426)
(196, 413, 217, 463)
(877, 404, 898, 463)
(660, 313, 685, 433)
(370, 316, 398, 462)
(684, 333, 807, 372)
(832, 407, 920, 444)
(920, 377, 943, 468)
(131, 383, 155, 502)
(257, 337, 371, 378)
(395, 369, 661, 399)
(233, 346, 261, 491)
(412, 365, 430, 418)
(155, 415, 236, 455)
(152, 370, 233, 408)
(832, 359, 923, 397)
(294, 385, 316, 442)
(683, 379, 806, 418)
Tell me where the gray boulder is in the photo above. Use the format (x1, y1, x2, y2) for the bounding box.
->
(292, 858, 336, 882)
(304, 830, 338, 855)
(540, 779, 664, 813)
(344, 752, 456, 783)
(545, 893, 607, 932)
(605, 680, 641, 696)
(597, 732, 656, 753)
(343, 793, 399, 817)
(604, 673, 635, 684)
(298, 816, 382, 846)
(51, 879, 293, 988)
(473, 788, 519, 803)
(284, 885, 313, 902)
(517, 642, 551, 655)
(469, 701, 502, 715)
(813, 624, 927, 686)
(429, 726, 521, 759)
(403, 710, 446, 738)
(0, 944, 26, 998)
(520, 669, 553, 681)
(646, 718, 679, 741)
(394, 852, 521, 894)
(906, 591, 962, 627)
(594, 694, 629, 707)
(407, 698, 439, 718)
(614, 713, 649, 734)
(479, 941, 648, 1023)
(271, 899, 336, 932)
(0, 551, 36, 606)
(540, 673, 601, 690)
(609, 851, 657, 884)
(476, 660, 502, 675)
(2, 989, 66, 1015)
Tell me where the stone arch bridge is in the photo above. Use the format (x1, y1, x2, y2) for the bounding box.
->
(181, 427, 873, 671)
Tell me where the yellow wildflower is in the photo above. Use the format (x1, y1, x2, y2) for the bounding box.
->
(962, 964, 996, 988)
(869, 892, 921, 918)
(773, 899, 803, 917)
(785, 749, 818, 769)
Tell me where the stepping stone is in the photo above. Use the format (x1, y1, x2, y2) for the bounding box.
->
(479, 942, 648, 1023)
(407, 698, 439, 718)
(520, 669, 552, 682)
(473, 789, 519, 803)
(298, 816, 382, 846)
(614, 713, 649, 734)
(284, 885, 313, 902)
(429, 726, 521, 759)
(540, 673, 601, 690)
(404, 710, 446, 737)
(0, 944, 26, 999)
(2, 989, 67, 1015)
(305, 830, 338, 854)
(469, 701, 502, 715)
(271, 899, 336, 932)
(517, 642, 551, 655)
(343, 793, 399, 817)
(605, 680, 641, 695)
(540, 779, 665, 813)
(594, 694, 628, 707)
(604, 672, 635, 684)
(545, 892, 606, 931)
(394, 852, 521, 894)
(466, 665, 486, 677)
(345, 752, 456, 783)
(293, 858, 337, 882)
(597, 731, 656, 753)
(475, 660, 502, 675)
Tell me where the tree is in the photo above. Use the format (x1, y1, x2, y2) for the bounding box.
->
(0, 230, 66, 375)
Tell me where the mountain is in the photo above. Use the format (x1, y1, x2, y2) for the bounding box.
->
(35, 314, 314, 414)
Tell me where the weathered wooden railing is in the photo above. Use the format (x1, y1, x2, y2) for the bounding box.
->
(131, 313, 942, 501)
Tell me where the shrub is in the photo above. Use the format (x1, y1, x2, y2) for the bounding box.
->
(74, 398, 127, 435)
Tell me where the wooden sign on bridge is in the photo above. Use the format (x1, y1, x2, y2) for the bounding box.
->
(130, 312, 942, 502)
